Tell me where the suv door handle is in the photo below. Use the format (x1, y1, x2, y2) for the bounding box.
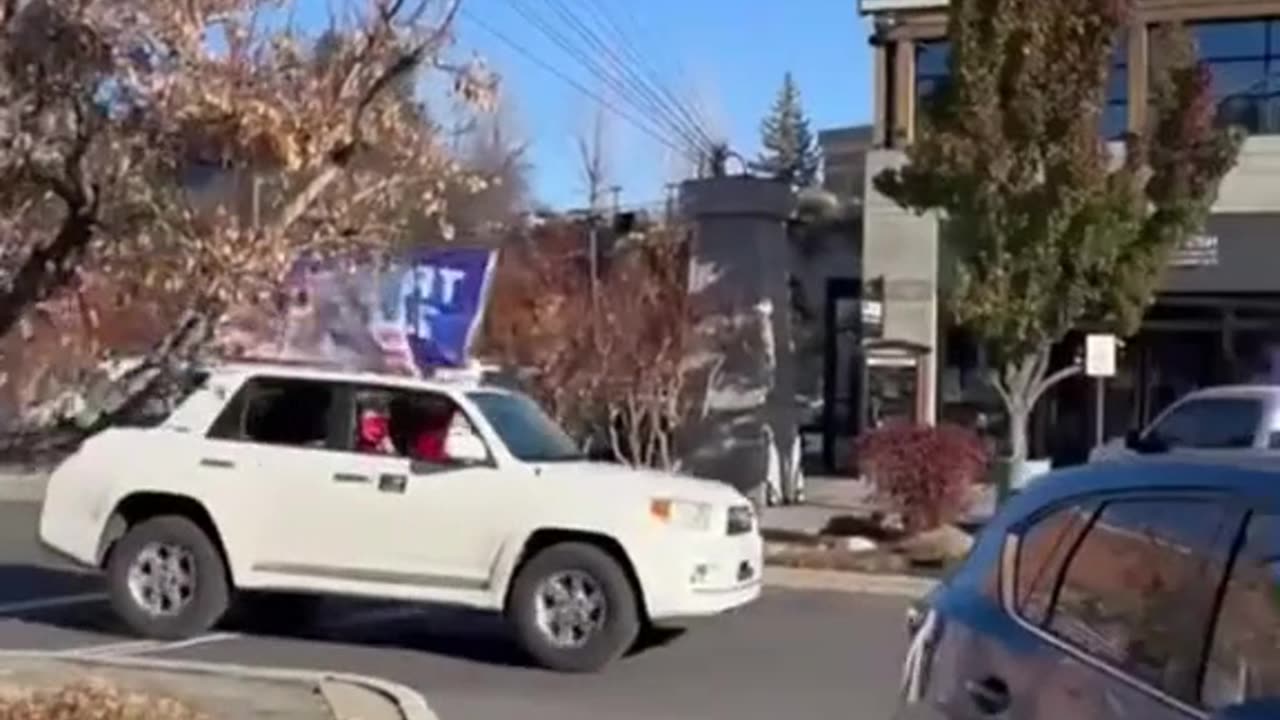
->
(333, 472, 369, 484)
(378, 474, 408, 494)
(964, 677, 1010, 715)
(201, 458, 235, 469)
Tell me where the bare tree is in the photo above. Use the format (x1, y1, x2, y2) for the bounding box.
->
(576, 103, 612, 211)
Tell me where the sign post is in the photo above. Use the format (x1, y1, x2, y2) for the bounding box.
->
(1084, 334, 1118, 448)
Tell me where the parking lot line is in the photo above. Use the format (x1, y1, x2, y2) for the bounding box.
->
(0, 592, 107, 615)
(140, 632, 241, 654)
(60, 632, 243, 659)
(58, 639, 165, 657)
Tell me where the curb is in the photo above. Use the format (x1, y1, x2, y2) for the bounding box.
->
(0, 650, 437, 720)
(763, 566, 937, 599)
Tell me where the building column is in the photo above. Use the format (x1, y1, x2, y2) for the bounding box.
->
(862, 150, 940, 424)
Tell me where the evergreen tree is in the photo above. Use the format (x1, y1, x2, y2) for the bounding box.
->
(755, 72, 820, 187)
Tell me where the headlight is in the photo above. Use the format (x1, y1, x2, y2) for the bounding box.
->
(650, 498, 713, 531)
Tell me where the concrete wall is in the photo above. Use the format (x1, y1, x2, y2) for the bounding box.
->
(679, 177, 799, 501)
(861, 149, 939, 422)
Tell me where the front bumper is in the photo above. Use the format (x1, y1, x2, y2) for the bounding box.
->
(639, 530, 764, 620)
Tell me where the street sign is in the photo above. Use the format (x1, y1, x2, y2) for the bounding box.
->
(1085, 334, 1117, 378)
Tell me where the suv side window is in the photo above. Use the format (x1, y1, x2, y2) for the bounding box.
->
(1020, 498, 1243, 703)
(1146, 398, 1262, 449)
(208, 377, 338, 449)
(1203, 513, 1280, 708)
(345, 384, 482, 468)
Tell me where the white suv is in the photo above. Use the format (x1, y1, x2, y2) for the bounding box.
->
(38, 362, 762, 672)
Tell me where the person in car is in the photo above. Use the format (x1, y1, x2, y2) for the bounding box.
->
(410, 403, 455, 463)
(356, 407, 395, 454)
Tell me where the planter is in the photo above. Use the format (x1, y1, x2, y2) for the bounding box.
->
(991, 457, 1052, 501)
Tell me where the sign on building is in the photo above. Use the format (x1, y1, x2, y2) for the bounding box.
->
(1168, 234, 1220, 268)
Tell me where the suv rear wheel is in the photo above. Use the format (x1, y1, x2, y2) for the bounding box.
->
(106, 515, 230, 640)
(508, 542, 640, 673)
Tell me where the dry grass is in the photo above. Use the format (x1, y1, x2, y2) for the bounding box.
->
(0, 679, 211, 720)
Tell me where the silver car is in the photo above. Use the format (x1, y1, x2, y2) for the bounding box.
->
(1091, 385, 1280, 464)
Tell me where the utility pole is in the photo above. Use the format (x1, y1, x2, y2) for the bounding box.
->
(609, 185, 622, 216)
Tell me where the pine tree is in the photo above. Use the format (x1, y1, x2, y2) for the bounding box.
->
(755, 72, 820, 187)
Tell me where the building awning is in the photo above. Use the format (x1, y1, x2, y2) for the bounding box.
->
(1161, 213, 1280, 294)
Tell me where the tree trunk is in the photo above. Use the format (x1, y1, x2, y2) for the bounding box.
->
(0, 210, 94, 343)
(75, 298, 224, 435)
(989, 347, 1083, 504)
(1006, 404, 1030, 464)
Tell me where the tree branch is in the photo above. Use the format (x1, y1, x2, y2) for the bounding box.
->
(1029, 363, 1082, 409)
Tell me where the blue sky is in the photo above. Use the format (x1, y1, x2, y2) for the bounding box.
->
(450, 0, 874, 209)
(294, 1, 874, 211)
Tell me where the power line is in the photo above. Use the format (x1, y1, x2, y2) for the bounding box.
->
(459, 7, 697, 161)
(502, 0, 708, 157)
(576, 0, 717, 149)
(544, 0, 714, 152)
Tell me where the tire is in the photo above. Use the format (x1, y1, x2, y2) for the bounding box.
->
(106, 515, 231, 640)
(508, 542, 641, 673)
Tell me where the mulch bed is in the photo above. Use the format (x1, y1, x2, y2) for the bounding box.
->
(763, 511, 970, 579)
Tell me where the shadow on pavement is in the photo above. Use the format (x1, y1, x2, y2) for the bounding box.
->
(0, 563, 104, 612)
(3, 571, 684, 669)
(227, 594, 688, 667)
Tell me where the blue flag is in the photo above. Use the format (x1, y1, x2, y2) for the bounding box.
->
(380, 247, 499, 370)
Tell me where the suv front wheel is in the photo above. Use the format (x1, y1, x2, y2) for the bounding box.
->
(508, 542, 641, 673)
(106, 515, 231, 640)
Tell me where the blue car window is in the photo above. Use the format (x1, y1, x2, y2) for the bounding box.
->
(1015, 502, 1097, 625)
(1042, 499, 1241, 704)
(1203, 513, 1280, 708)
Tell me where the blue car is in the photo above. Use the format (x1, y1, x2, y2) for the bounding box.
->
(898, 459, 1280, 720)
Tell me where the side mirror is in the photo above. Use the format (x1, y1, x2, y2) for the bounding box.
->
(1126, 430, 1169, 454)
(1124, 429, 1143, 450)
(444, 431, 490, 466)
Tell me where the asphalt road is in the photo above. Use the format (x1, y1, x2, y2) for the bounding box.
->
(0, 501, 909, 720)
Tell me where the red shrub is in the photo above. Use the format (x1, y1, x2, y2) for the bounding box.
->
(854, 423, 989, 533)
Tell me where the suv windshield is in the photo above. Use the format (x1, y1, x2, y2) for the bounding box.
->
(467, 391, 583, 462)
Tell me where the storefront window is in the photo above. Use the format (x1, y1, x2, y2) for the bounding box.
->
(913, 37, 1128, 139)
(914, 39, 951, 119)
(1181, 18, 1280, 134)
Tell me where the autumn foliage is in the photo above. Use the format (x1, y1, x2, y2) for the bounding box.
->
(481, 221, 705, 469)
(855, 423, 989, 533)
(0, 0, 497, 428)
(0, 680, 208, 720)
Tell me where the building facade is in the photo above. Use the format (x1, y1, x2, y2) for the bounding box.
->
(859, 0, 1280, 462)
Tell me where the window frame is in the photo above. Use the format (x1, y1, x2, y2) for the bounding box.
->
(999, 489, 1250, 717)
(333, 381, 496, 472)
(910, 34, 1129, 139)
(1201, 506, 1280, 709)
(1153, 17, 1280, 135)
(205, 375, 346, 451)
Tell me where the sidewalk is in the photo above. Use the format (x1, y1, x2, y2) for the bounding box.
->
(761, 476, 996, 537)
(0, 654, 435, 720)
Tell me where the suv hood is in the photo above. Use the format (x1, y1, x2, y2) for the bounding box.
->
(535, 461, 747, 505)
